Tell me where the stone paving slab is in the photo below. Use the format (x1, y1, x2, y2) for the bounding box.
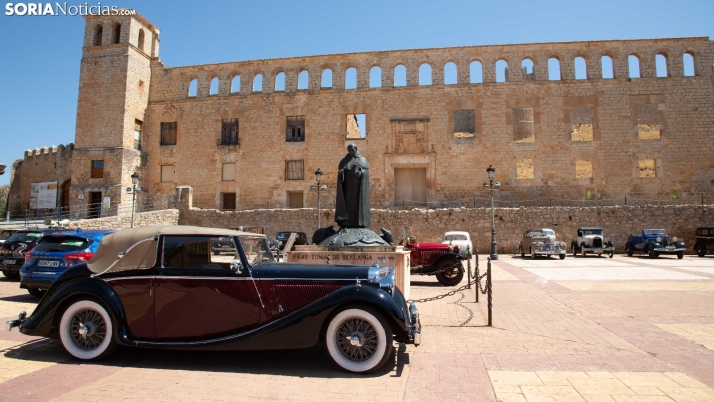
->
(654, 324, 714, 351)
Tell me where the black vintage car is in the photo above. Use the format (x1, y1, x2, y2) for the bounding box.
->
(7, 226, 421, 374)
(625, 229, 687, 259)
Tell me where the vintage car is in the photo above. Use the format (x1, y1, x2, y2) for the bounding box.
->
(6, 226, 421, 374)
(571, 227, 615, 258)
(274, 231, 309, 251)
(442, 231, 473, 256)
(625, 229, 686, 259)
(403, 235, 468, 286)
(519, 228, 567, 259)
(694, 227, 714, 257)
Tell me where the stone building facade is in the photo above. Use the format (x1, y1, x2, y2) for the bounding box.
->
(6, 10, 714, 216)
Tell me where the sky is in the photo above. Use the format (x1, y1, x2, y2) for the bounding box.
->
(0, 0, 712, 186)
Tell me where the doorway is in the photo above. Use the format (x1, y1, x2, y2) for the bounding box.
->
(88, 191, 102, 219)
(394, 168, 427, 207)
(61, 180, 71, 217)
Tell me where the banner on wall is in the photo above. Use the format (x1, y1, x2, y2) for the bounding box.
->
(29, 182, 58, 209)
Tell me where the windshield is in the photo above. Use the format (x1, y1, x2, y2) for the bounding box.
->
(34, 236, 91, 252)
(582, 229, 603, 236)
(643, 229, 666, 236)
(5, 232, 43, 244)
(532, 230, 555, 237)
(238, 236, 274, 265)
(444, 234, 468, 241)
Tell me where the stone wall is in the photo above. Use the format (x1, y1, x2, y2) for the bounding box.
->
(176, 187, 713, 253)
(7, 144, 74, 214)
(67, 208, 179, 230)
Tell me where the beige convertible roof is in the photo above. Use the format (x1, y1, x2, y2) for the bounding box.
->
(87, 225, 263, 274)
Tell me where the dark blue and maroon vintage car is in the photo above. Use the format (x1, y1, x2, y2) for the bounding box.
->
(625, 229, 687, 259)
(7, 226, 421, 373)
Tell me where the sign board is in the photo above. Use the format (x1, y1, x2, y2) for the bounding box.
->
(78, 194, 84, 200)
(102, 197, 111, 207)
(29, 181, 57, 209)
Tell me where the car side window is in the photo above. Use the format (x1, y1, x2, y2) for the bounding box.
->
(162, 236, 237, 270)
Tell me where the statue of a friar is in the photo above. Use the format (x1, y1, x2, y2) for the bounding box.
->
(335, 144, 370, 228)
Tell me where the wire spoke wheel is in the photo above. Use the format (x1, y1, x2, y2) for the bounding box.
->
(335, 317, 378, 362)
(68, 308, 107, 351)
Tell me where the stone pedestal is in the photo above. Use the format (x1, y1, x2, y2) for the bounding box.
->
(287, 245, 411, 299)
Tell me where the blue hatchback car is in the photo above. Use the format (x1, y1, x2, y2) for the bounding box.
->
(20, 229, 114, 297)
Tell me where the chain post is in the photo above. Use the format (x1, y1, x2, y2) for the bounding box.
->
(487, 257, 492, 327)
(467, 252, 471, 289)
(475, 251, 479, 303)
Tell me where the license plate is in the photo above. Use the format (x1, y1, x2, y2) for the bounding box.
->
(38, 260, 60, 267)
(666, 247, 675, 251)
(2, 259, 15, 265)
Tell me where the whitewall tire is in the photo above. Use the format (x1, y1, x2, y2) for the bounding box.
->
(325, 307, 393, 373)
(59, 299, 116, 361)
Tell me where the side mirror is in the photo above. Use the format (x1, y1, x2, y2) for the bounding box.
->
(230, 260, 243, 274)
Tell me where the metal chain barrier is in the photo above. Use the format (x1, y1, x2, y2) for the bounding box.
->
(407, 278, 478, 303)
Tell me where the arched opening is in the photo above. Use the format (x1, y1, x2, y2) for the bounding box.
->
(61, 179, 71, 217)
(628, 55, 640, 78)
(275, 72, 285, 92)
(253, 74, 263, 92)
(231, 75, 240, 93)
(321, 69, 332, 88)
(419, 63, 432, 85)
(683, 52, 695, 76)
(574, 57, 587, 79)
(444, 62, 457, 84)
(601, 55, 614, 79)
(298, 70, 309, 90)
(470, 61, 483, 83)
(188, 79, 197, 97)
(394, 64, 406, 87)
(137, 29, 145, 51)
(655, 54, 668, 77)
(112, 24, 121, 44)
(496, 59, 508, 83)
(345, 67, 357, 89)
(209, 77, 218, 95)
(548, 58, 561, 80)
(369, 66, 381, 88)
(521, 58, 534, 80)
(93, 25, 103, 46)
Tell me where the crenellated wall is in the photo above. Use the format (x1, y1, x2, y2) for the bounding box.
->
(7, 144, 74, 214)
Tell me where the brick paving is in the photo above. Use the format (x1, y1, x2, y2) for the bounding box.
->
(0, 254, 711, 401)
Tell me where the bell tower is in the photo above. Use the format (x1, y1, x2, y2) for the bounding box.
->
(70, 11, 159, 215)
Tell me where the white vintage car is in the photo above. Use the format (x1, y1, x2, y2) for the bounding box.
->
(571, 227, 615, 258)
(442, 231, 473, 255)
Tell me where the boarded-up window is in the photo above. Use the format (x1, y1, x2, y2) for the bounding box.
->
(454, 110, 476, 138)
(286, 116, 305, 142)
(222, 193, 236, 211)
(134, 119, 142, 150)
(160, 122, 177, 145)
(90, 160, 104, 178)
(287, 191, 303, 208)
(285, 160, 304, 180)
(221, 119, 239, 145)
(636, 104, 661, 140)
(570, 107, 593, 141)
(517, 159, 534, 179)
(222, 163, 235, 181)
(160, 165, 173, 183)
(513, 108, 535, 142)
(575, 160, 592, 178)
(639, 159, 656, 177)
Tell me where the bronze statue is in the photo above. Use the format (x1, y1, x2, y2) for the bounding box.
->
(335, 144, 370, 228)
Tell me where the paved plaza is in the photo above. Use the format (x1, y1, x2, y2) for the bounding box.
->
(0, 254, 713, 401)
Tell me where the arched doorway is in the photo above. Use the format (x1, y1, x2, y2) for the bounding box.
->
(61, 179, 71, 217)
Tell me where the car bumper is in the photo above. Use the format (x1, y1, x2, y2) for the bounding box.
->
(653, 247, 686, 253)
(583, 247, 615, 253)
(408, 302, 421, 346)
(534, 249, 566, 255)
(1, 260, 23, 273)
(19, 279, 53, 290)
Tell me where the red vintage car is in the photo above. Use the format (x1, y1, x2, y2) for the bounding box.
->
(404, 238, 469, 286)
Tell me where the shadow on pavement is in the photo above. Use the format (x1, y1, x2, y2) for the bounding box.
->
(0, 294, 39, 303)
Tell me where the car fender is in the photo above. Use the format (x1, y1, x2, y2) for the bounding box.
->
(20, 276, 126, 342)
(571, 240, 579, 251)
(674, 241, 686, 249)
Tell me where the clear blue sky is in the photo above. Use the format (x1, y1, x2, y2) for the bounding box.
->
(1, 0, 712, 186)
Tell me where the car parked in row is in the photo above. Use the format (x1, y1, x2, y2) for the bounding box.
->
(519, 228, 567, 259)
(442, 231, 473, 256)
(693, 227, 714, 257)
(274, 231, 308, 251)
(625, 229, 686, 259)
(0, 228, 65, 278)
(571, 227, 615, 258)
(19, 229, 114, 297)
(0, 229, 23, 246)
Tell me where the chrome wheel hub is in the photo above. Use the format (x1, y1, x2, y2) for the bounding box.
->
(335, 317, 378, 362)
(69, 308, 106, 350)
(348, 333, 364, 347)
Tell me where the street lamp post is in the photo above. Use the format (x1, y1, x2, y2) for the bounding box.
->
(129, 172, 139, 228)
(310, 168, 327, 230)
(483, 165, 501, 260)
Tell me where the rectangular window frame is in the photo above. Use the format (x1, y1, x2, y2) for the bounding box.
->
(453, 109, 476, 138)
(160, 165, 174, 183)
(285, 159, 304, 181)
(286, 116, 305, 142)
(287, 191, 304, 209)
(160, 122, 177, 146)
(221, 119, 239, 146)
(222, 193, 236, 211)
(222, 163, 236, 182)
(90, 160, 104, 178)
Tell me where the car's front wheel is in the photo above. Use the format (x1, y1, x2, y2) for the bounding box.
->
(696, 246, 706, 258)
(435, 260, 463, 286)
(2, 270, 19, 279)
(648, 246, 658, 259)
(559, 254, 565, 260)
(325, 307, 393, 373)
(520, 245, 525, 258)
(677, 251, 684, 259)
(59, 299, 116, 361)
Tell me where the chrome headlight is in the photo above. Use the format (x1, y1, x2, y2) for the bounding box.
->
(560, 242, 566, 247)
(672, 237, 678, 242)
(656, 237, 662, 243)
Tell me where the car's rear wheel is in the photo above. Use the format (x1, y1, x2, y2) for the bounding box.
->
(696, 246, 706, 258)
(59, 299, 116, 361)
(27, 288, 45, 298)
(325, 307, 392, 373)
(435, 260, 463, 286)
(625, 245, 633, 257)
(520, 245, 525, 258)
(677, 251, 684, 259)
(2, 270, 19, 279)
(572, 244, 578, 257)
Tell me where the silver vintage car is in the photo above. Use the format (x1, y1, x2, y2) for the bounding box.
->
(518, 228, 567, 259)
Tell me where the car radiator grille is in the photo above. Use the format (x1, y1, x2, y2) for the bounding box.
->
(275, 284, 343, 313)
(593, 238, 603, 248)
(662, 237, 670, 247)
